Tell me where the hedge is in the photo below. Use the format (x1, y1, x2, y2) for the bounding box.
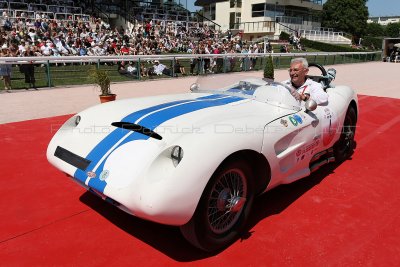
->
(300, 39, 370, 52)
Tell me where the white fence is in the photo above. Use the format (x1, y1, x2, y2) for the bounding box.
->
(0, 51, 381, 89)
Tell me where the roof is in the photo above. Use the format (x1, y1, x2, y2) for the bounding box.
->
(194, 0, 227, 6)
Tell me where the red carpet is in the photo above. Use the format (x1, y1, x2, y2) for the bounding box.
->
(1, 96, 399, 266)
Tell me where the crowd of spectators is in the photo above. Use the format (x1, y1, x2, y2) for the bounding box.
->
(0, 1, 294, 91)
(0, 9, 268, 62)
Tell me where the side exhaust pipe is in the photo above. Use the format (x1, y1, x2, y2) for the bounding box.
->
(310, 157, 335, 173)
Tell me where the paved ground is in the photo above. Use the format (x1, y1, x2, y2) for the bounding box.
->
(0, 61, 399, 124)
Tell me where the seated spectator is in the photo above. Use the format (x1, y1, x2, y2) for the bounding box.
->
(118, 61, 127, 73)
(152, 60, 172, 76)
(55, 38, 69, 56)
(93, 42, 107, 56)
(280, 44, 290, 53)
(79, 45, 88, 56)
(69, 44, 78, 55)
(126, 63, 138, 76)
(120, 44, 130, 55)
(174, 59, 186, 76)
(140, 62, 148, 77)
(118, 61, 137, 77)
(40, 40, 52, 56)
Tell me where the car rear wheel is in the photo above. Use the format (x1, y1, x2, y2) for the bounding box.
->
(180, 159, 254, 252)
(334, 106, 357, 162)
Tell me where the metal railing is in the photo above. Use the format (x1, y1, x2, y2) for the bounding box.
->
(0, 51, 382, 90)
(233, 21, 275, 33)
(299, 30, 350, 43)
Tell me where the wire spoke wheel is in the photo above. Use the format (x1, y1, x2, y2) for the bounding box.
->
(334, 106, 357, 162)
(208, 169, 247, 234)
(180, 159, 254, 252)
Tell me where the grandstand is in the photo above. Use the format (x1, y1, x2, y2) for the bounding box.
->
(0, 0, 229, 90)
(0, 0, 90, 23)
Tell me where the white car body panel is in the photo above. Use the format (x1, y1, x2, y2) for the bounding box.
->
(47, 77, 357, 226)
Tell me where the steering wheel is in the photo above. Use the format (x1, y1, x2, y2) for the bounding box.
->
(307, 63, 331, 89)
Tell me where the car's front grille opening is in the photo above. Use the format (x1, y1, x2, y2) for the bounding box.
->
(54, 146, 91, 170)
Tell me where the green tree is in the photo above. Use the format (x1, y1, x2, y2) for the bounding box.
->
(385, 22, 400, 37)
(322, 0, 369, 41)
(366, 22, 385, 36)
(263, 55, 274, 81)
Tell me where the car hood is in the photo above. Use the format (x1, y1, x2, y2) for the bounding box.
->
(47, 92, 293, 193)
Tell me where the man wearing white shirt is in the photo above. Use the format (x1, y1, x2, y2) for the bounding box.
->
(153, 60, 172, 76)
(282, 57, 328, 105)
(152, 60, 164, 75)
(18, 41, 26, 54)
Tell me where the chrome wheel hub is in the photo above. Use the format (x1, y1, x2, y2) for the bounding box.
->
(208, 170, 247, 234)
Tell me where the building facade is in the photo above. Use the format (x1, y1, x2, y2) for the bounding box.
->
(368, 16, 400, 26)
(195, 0, 323, 40)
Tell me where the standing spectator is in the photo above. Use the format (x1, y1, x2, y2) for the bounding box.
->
(0, 45, 12, 92)
(190, 48, 200, 75)
(227, 29, 232, 41)
(241, 45, 250, 71)
(250, 45, 258, 70)
(19, 47, 37, 90)
(145, 21, 151, 38)
(203, 44, 212, 73)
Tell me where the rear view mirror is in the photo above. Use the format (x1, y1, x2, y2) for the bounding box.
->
(305, 99, 317, 113)
(190, 83, 199, 92)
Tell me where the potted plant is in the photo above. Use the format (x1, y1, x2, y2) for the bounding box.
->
(263, 54, 275, 82)
(89, 67, 116, 103)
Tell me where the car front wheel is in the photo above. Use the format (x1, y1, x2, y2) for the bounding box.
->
(180, 159, 254, 252)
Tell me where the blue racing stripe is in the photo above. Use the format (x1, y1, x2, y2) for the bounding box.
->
(197, 94, 226, 99)
(227, 87, 256, 95)
(79, 96, 219, 182)
(74, 99, 194, 185)
(75, 95, 245, 192)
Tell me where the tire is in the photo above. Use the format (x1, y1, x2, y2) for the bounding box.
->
(180, 159, 254, 252)
(334, 106, 357, 162)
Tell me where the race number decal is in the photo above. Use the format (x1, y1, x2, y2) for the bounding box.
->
(322, 107, 339, 146)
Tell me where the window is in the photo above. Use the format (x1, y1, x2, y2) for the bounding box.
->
(203, 4, 216, 20)
(210, 4, 216, 20)
(252, 3, 264, 18)
(230, 0, 242, 8)
(236, 12, 241, 24)
(252, 3, 285, 18)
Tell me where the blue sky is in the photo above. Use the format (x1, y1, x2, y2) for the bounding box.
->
(364, 0, 400, 17)
(185, 0, 400, 17)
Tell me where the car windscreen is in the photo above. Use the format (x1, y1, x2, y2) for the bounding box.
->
(190, 73, 301, 111)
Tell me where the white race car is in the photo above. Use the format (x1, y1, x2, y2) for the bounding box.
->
(47, 64, 357, 251)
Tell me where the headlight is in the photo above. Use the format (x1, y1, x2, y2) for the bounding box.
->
(171, 146, 184, 167)
(74, 115, 81, 126)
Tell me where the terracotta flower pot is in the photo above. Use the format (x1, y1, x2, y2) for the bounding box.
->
(99, 94, 117, 103)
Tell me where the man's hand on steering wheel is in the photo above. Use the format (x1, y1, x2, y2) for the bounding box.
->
(301, 93, 310, 101)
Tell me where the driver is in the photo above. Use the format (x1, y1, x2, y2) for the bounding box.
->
(282, 58, 328, 105)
